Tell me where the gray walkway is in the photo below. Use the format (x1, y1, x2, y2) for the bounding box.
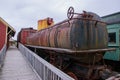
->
(0, 46, 40, 80)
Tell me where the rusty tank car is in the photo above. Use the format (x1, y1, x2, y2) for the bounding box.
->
(27, 7, 109, 64)
(18, 7, 115, 80)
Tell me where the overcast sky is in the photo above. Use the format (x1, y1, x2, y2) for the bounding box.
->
(0, 0, 120, 40)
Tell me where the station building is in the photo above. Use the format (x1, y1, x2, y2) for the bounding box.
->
(0, 17, 15, 50)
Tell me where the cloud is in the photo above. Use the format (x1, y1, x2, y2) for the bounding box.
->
(0, 0, 120, 40)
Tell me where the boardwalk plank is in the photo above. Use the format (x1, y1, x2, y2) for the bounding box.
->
(0, 46, 41, 80)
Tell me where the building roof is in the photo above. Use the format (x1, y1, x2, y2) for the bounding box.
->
(101, 12, 120, 25)
(102, 12, 120, 18)
(0, 17, 16, 36)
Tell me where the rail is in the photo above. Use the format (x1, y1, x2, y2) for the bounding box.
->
(0, 45, 6, 68)
(19, 43, 74, 80)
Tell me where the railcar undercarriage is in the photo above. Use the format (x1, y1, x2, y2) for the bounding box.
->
(26, 45, 116, 80)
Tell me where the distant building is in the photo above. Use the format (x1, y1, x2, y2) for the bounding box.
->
(9, 38, 15, 46)
(0, 17, 16, 50)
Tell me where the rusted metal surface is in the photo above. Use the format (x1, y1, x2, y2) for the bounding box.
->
(17, 28, 36, 45)
(66, 62, 119, 80)
(26, 45, 115, 54)
(18, 7, 118, 80)
(106, 74, 120, 80)
(25, 7, 109, 64)
(67, 72, 78, 80)
(26, 44, 115, 64)
(27, 13, 107, 50)
(26, 45, 117, 80)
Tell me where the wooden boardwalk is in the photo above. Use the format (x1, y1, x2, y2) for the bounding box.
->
(0, 46, 41, 80)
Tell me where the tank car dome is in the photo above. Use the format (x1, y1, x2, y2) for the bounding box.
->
(87, 12, 102, 21)
(74, 11, 102, 21)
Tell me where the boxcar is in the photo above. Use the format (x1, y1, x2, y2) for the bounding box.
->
(17, 28, 36, 45)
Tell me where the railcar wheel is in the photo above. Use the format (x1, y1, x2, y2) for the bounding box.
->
(67, 72, 78, 80)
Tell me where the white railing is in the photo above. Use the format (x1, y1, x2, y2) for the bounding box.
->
(0, 45, 6, 68)
(19, 43, 74, 80)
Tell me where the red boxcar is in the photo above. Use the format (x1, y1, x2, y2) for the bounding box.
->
(18, 28, 36, 45)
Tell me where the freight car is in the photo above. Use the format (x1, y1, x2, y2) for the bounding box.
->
(18, 7, 115, 80)
(17, 28, 36, 47)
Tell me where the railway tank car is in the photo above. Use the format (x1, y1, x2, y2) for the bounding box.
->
(27, 7, 108, 64)
(18, 7, 116, 80)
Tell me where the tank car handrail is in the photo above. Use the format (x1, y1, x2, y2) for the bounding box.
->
(0, 45, 6, 68)
(72, 18, 106, 23)
(19, 43, 74, 80)
(26, 45, 116, 54)
(55, 18, 106, 28)
(36, 17, 106, 32)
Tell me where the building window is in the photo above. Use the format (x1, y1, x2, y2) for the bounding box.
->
(108, 33, 116, 43)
